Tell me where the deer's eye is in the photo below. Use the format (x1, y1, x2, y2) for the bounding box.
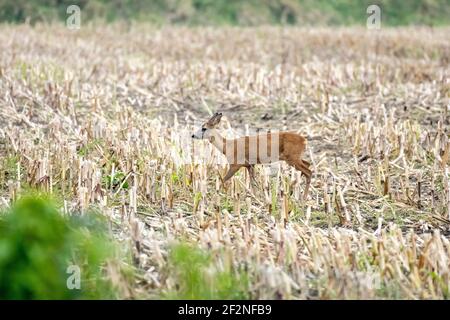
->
(202, 128, 207, 132)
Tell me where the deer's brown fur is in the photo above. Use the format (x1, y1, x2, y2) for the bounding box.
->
(193, 113, 312, 199)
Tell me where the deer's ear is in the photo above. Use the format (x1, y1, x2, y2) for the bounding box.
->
(207, 112, 222, 126)
(214, 112, 223, 122)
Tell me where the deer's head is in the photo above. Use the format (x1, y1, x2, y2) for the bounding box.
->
(192, 112, 222, 139)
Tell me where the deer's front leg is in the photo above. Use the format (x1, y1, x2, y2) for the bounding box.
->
(223, 164, 241, 183)
(245, 165, 258, 185)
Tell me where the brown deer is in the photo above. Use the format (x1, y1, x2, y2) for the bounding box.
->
(192, 112, 312, 199)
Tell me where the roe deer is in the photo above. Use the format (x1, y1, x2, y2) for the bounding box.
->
(192, 112, 312, 199)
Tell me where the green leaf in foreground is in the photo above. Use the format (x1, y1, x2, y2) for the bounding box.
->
(0, 194, 130, 299)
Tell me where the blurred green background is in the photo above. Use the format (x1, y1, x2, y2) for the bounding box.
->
(0, 0, 449, 26)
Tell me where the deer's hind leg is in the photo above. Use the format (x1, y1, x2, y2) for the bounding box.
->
(286, 158, 312, 200)
(302, 159, 311, 167)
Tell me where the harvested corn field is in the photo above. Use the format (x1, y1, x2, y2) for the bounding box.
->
(0, 24, 449, 299)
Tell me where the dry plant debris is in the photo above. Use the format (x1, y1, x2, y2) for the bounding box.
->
(0, 24, 449, 299)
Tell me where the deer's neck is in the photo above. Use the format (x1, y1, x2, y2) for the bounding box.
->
(208, 129, 227, 155)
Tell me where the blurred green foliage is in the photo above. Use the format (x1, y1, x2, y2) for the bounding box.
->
(164, 243, 250, 299)
(0, 0, 448, 26)
(0, 194, 125, 299)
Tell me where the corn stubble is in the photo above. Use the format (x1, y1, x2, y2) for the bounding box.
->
(0, 24, 449, 299)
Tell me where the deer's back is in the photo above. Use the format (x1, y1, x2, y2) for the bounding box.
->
(225, 131, 307, 165)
